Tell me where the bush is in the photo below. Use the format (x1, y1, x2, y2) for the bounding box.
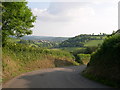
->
(85, 34, 120, 87)
(77, 54, 90, 65)
(84, 46, 98, 54)
(89, 34, 120, 66)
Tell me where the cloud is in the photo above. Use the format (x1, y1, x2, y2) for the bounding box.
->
(32, 2, 95, 22)
(32, 8, 47, 16)
(31, 2, 118, 37)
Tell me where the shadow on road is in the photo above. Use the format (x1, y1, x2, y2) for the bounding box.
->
(2, 65, 111, 88)
(11, 65, 110, 88)
(17, 66, 85, 88)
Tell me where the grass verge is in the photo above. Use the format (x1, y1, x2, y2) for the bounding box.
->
(82, 69, 120, 88)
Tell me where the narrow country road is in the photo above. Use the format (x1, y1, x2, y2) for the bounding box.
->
(3, 65, 110, 88)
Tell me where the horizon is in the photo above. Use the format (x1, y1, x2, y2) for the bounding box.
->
(26, 32, 111, 38)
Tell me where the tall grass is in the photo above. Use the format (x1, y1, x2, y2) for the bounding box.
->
(2, 42, 79, 83)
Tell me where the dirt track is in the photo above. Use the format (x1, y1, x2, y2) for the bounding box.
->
(3, 65, 110, 88)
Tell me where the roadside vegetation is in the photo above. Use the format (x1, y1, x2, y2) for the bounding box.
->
(2, 41, 79, 83)
(83, 31, 120, 88)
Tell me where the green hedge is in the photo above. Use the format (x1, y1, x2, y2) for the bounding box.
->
(84, 34, 120, 87)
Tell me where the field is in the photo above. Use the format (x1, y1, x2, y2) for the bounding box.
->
(84, 40, 104, 47)
(60, 47, 85, 52)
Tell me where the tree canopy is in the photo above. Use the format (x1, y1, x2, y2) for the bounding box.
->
(2, 1, 36, 46)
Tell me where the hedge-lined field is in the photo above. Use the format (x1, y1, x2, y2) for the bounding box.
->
(84, 40, 103, 47)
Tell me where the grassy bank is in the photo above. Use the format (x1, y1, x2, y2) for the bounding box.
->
(2, 42, 79, 83)
(83, 34, 120, 88)
(82, 71, 119, 88)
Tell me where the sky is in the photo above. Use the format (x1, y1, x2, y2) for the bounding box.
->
(27, 0, 119, 37)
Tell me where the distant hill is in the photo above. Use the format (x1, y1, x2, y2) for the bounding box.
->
(59, 34, 106, 47)
(21, 36, 70, 42)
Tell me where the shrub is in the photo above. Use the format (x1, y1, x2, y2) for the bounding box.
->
(77, 54, 90, 65)
(85, 34, 120, 87)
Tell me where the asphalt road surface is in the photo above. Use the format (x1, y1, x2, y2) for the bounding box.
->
(3, 65, 110, 88)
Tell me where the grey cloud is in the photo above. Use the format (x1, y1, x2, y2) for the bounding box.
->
(34, 2, 93, 22)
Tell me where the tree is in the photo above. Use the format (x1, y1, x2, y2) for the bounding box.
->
(0, 2, 2, 46)
(2, 1, 36, 46)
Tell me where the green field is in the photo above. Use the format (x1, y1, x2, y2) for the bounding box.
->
(60, 47, 85, 52)
(84, 40, 104, 47)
